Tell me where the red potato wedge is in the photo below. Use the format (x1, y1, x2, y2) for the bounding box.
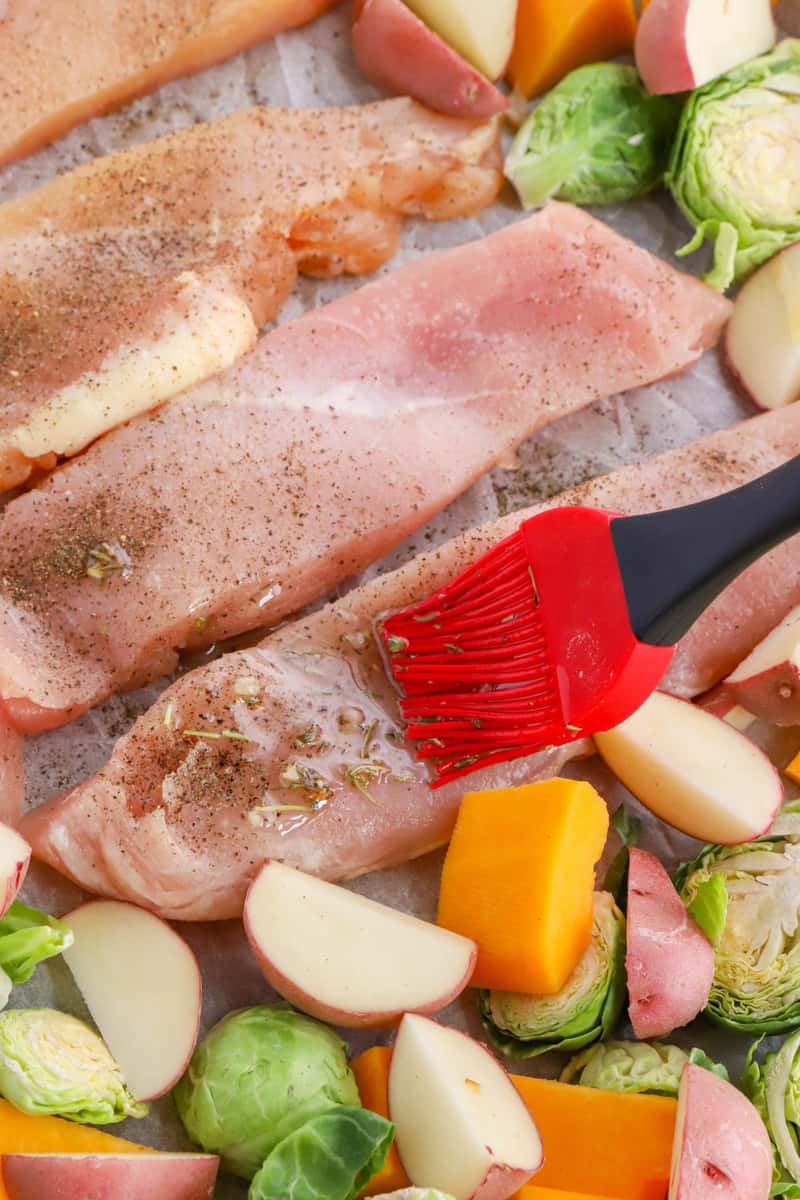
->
(0, 823, 30, 918)
(2, 1153, 219, 1200)
(62, 900, 202, 1102)
(726, 242, 800, 412)
(389, 1014, 542, 1200)
(670, 1064, 772, 1200)
(724, 602, 800, 725)
(244, 861, 476, 1028)
(594, 691, 782, 844)
(403, 0, 517, 80)
(635, 0, 774, 94)
(697, 685, 755, 732)
(626, 848, 714, 1040)
(352, 0, 508, 117)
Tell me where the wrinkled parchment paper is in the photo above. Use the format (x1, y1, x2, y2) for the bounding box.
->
(4, 6, 800, 1195)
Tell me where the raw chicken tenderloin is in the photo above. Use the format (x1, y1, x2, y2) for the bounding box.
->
(0, 0, 338, 166)
(0, 99, 501, 490)
(22, 404, 800, 920)
(0, 204, 730, 734)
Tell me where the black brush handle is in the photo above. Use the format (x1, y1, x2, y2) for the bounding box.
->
(610, 453, 800, 647)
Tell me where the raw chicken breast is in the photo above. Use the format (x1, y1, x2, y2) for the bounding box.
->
(0, 99, 501, 490)
(0, 715, 23, 829)
(22, 403, 799, 920)
(0, 204, 730, 735)
(0, 0, 338, 166)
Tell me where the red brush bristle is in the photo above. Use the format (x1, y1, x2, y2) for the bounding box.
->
(381, 526, 564, 785)
(382, 506, 678, 787)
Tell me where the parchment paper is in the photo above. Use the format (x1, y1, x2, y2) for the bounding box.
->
(4, 6, 799, 1195)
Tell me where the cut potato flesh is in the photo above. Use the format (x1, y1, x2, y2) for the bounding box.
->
(636, 0, 774, 94)
(594, 691, 782, 844)
(403, 0, 517, 80)
(63, 900, 201, 1102)
(685, 0, 774, 86)
(388, 1014, 542, 1200)
(244, 862, 476, 1027)
(726, 244, 800, 411)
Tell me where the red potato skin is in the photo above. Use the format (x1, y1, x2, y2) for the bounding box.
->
(627, 849, 714, 1040)
(62, 899, 203, 1101)
(242, 870, 477, 1029)
(695, 684, 736, 719)
(695, 684, 756, 727)
(2, 1154, 219, 1200)
(671, 1065, 772, 1200)
(0, 825, 30, 919)
(352, 0, 508, 118)
(726, 663, 800, 726)
(634, 0, 695, 95)
(468, 1163, 540, 1200)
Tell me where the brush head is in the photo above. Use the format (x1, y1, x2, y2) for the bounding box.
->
(381, 506, 675, 785)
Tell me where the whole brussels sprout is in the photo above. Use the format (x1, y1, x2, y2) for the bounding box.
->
(506, 63, 680, 208)
(479, 892, 625, 1058)
(0, 1009, 144, 1123)
(743, 1030, 800, 1188)
(668, 39, 800, 290)
(173, 1004, 360, 1179)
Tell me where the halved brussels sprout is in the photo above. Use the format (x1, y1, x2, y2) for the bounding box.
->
(0, 1009, 144, 1124)
(372, 1193, 455, 1200)
(668, 39, 800, 290)
(743, 1030, 800, 1190)
(479, 892, 625, 1058)
(561, 1041, 727, 1095)
(676, 801, 800, 1034)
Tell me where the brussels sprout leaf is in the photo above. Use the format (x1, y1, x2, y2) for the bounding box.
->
(248, 1107, 394, 1200)
(686, 875, 728, 948)
(0, 901, 74, 984)
(603, 807, 642, 905)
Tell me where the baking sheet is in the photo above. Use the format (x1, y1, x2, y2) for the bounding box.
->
(4, 5, 800, 1195)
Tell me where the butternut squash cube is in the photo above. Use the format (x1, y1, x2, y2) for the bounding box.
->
(508, 0, 637, 99)
(351, 1047, 409, 1195)
(437, 779, 609, 993)
(511, 1076, 675, 1200)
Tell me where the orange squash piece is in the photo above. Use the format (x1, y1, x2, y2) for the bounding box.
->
(517, 1189, 614, 1200)
(508, 0, 637, 98)
(437, 779, 609, 993)
(0, 1101, 147, 1200)
(351, 1047, 410, 1195)
(785, 749, 800, 784)
(512, 1077, 675, 1200)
